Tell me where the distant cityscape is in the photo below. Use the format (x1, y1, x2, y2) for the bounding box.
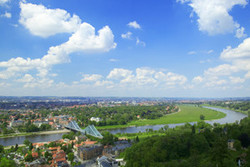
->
(1, 96, 250, 110)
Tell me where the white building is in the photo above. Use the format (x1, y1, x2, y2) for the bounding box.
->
(90, 117, 102, 122)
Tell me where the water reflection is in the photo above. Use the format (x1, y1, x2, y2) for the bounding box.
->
(0, 133, 65, 146)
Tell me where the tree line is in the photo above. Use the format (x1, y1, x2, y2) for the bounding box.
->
(124, 116, 250, 167)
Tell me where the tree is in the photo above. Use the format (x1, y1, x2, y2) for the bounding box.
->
(191, 125, 196, 134)
(135, 136, 140, 143)
(44, 151, 51, 158)
(101, 132, 117, 145)
(15, 144, 18, 151)
(0, 157, 16, 167)
(29, 143, 33, 151)
(200, 114, 205, 120)
(246, 147, 250, 166)
(48, 141, 57, 147)
(40, 124, 51, 131)
(23, 139, 31, 146)
(210, 138, 230, 167)
(163, 125, 169, 131)
(234, 140, 241, 151)
(10, 146, 14, 152)
(26, 124, 39, 132)
(24, 153, 33, 162)
(0, 145, 4, 153)
(68, 152, 74, 163)
(238, 133, 250, 148)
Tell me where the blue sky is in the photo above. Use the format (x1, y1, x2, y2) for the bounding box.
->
(0, 0, 250, 97)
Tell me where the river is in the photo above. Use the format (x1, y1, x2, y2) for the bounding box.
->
(108, 106, 247, 134)
(0, 133, 65, 147)
(0, 107, 247, 146)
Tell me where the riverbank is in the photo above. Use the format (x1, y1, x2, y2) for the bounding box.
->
(97, 105, 226, 130)
(116, 124, 192, 140)
(203, 104, 249, 115)
(0, 129, 70, 139)
(4, 141, 50, 149)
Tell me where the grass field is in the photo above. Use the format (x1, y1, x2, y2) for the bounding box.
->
(97, 105, 226, 130)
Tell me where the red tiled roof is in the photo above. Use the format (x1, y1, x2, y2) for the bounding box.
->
(32, 152, 38, 158)
(84, 141, 97, 145)
(55, 158, 66, 162)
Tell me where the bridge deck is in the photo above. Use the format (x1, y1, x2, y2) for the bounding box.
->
(65, 121, 103, 139)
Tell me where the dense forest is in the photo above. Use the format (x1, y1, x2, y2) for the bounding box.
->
(124, 116, 250, 167)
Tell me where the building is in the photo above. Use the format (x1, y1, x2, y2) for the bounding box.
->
(51, 150, 68, 167)
(103, 140, 131, 156)
(10, 120, 24, 127)
(31, 152, 39, 159)
(33, 121, 49, 127)
(74, 140, 97, 151)
(78, 144, 103, 160)
(97, 156, 118, 167)
(228, 139, 235, 150)
(32, 142, 45, 149)
(90, 117, 102, 122)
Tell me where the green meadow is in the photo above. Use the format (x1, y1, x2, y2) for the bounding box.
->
(97, 105, 226, 129)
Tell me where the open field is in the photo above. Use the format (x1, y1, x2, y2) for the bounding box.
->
(97, 105, 226, 129)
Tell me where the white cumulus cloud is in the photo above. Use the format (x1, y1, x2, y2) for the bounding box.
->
(107, 68, 133, 80)
(1, 12, 11, 18)
(0, 2, 116, 81)
(235, 26, 247, 38)
(63, 23, 116, 53)
(193, 38, 250, 88)
(17, 74, 35, 83)
(192, 76, 203, 83)
(121, 31, 132, 39)
(127, 21, 141, 29)
(107, 67, 187, 87)
(229, 76, 245, 84)
(155, 71, 187, 86)
(220, 37, 250, 78)
(177, 0, 248, 37)
(19, 2, 81, 38)
(81, 74, 103, 82)
(204, 64, 239, 76)
(221, 38, 250, 60)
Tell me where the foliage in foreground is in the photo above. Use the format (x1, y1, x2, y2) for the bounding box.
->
(0, 157, 16, 167)
(124, 117, 250, 167)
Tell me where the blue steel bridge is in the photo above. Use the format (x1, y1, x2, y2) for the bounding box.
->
(65, 121, 103, 139)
